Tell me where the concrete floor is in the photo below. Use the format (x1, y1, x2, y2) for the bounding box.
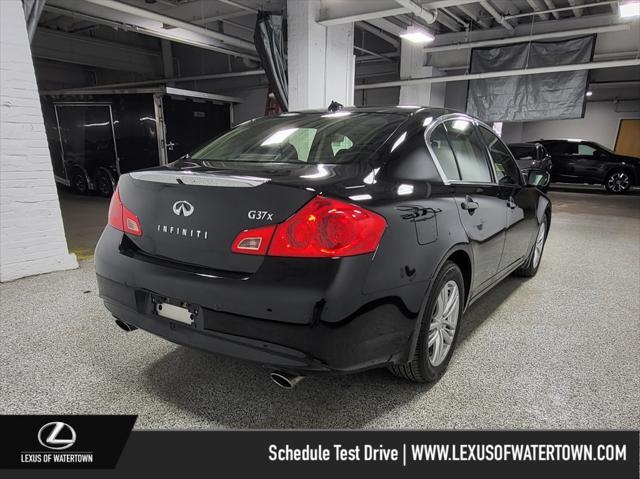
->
(1, 189, 638, 429)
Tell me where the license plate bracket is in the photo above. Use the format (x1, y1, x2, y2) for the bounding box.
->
(153, 296, 199, 326)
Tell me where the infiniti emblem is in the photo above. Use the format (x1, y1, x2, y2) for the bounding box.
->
(173, 200, 194, 217)
(37, 422, 77, 450)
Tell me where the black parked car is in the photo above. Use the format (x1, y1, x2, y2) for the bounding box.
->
(95, 107, 551, 386)
(508, 142, 552, 190)
(538, 139, 639, 193)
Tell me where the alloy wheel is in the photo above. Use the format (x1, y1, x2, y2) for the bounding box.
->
(533, 221, 546, 269)
(607, 172, 630, 193)
(428, 280, 460, 367)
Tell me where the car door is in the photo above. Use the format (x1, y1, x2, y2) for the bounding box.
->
(478, 126, 538, 271)
(544, 141, 574, 181)
(570, 142, 603, 182)
(432, 118, 507, 291)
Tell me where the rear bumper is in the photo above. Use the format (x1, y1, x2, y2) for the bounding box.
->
(95, 227, 422, 373)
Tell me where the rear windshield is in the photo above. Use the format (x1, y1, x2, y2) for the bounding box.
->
(509, 145, 536, 160)
(191, 112, 405, 164)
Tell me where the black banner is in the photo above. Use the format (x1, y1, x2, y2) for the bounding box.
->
(0, 417, 637, 479)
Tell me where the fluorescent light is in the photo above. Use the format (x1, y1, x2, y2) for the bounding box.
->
(586, 91, 593, 97)
(261, 128, 298, 146)
(400, 26, 434, 44)
(619, 1, 640, 18)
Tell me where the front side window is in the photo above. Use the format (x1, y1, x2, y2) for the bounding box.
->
(576, 144, 597, 156)
(443, 119, 492, 183)
(479, 126, 521, 185)
(191, 113, 405, 164)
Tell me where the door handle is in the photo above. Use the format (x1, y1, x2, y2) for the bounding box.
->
(461, 195, 479, 212)
(507, 197, 517, 209)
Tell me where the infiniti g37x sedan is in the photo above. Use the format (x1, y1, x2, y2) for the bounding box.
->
(95, 107, 551, 386)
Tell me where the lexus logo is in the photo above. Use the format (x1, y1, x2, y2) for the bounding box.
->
(37, 422, 76, 450)
(173, 200, 194, 217)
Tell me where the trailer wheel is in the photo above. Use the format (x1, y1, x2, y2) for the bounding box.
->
(71, 170, 89, 195)
(95, 169, 115, 197)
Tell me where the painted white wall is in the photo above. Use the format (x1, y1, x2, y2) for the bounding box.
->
(0, 0, 77, 282)
(502, 101, 640, 148)
(231, 86, 269, 124)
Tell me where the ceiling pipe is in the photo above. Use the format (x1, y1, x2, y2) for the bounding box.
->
(479, 1, 514, 31)
(82, 0, 256, 52)
(504, 0, 617, 20)
(355, 58, 640, 90)
(423, 23, 631, 53)
(394, 0, 438, 24)
(40, 69, 266, 94)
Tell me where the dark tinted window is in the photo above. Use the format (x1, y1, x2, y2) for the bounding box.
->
(443, 119, 492, 183)
(191, 112, 404, 164)
(545, 141, 569, 155)
(479, 126, 521, 185)
(429, 124, 460, 180)
(509, 145, 537, 160)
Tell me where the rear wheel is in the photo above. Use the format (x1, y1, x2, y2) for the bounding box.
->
(96, 170, 115, 197)
(389, 261, 464, 383)
(70, 170, 89, 195)
(514, 214, 548, 278)
(605, 170, 631, 194)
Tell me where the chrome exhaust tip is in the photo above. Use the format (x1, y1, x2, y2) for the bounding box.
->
(270, 371, 304, 389)
(114, 319, 137, 332)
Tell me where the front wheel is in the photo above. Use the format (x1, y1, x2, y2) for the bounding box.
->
(605, 170, 631, 194)
(389, 261, 464, 383)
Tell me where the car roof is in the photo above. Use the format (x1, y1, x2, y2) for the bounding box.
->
(508, 142, 540, 147)
(289, 105, 462, 117)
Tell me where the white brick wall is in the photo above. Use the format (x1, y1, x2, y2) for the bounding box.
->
(0, 0, 77, 282)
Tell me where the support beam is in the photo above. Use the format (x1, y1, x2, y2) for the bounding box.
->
(457, 4, 491, 29)
(526, 0, 550, 20)
(32, 28, 161, 74)
(480, 1, 515, 31)
(288, 0, 355, 109)
(423, 23, 631, 53)
(394, 0, 437, 24)
(355, 59, 640, 90)
(357, 21, 400, 48)
(504, 1, 617, 20)
(44, 2, 258, 60)
(543, 0, 560, 20)
(568, 0, 585, 17)
(81, 0, 255, 52)
(399, 38, 445, 106)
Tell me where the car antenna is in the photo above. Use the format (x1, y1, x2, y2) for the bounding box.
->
(327, 100, 344, 112)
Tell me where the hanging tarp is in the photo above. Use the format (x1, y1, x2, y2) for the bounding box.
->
(466, 35, 596, 122)
(254, 11, 288, 112)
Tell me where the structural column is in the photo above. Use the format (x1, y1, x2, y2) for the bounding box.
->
(399, 39, 445, 107)
(287, 0, 355, 110)
(0, 0, 77, 282)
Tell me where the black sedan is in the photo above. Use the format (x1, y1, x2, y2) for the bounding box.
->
(508, 142, 552, 191)
(95, 107, 551, 386)
(539, 139, 639, 193)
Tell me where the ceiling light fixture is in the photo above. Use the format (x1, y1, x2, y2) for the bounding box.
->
(619, 1, 640, 18)
(399, 26, 435, 44)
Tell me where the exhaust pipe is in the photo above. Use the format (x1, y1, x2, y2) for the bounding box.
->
(270, 371, 304, 389)
(114, 319, 137, 332)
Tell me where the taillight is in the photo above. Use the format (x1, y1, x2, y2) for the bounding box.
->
(108, 186, 142, 236)
(231, 196, 386, 258)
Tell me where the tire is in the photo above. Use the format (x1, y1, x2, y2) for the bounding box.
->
(70, 170, 89, 195)
(389, 261, 464, 383)
(604, 169, 631, 194)
(514, 214, 548, 278)
(95, 170, 115, 197)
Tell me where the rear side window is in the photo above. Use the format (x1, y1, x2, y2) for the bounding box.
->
(478, 126, 521, 185)
(429, 124, 460, 180)
(443, 119, 492, 183)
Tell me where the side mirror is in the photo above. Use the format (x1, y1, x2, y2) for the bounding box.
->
(527, 170, 550, 188)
